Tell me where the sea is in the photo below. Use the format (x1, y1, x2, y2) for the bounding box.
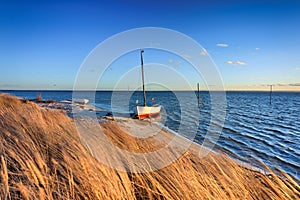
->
(2, 90, 299, 181)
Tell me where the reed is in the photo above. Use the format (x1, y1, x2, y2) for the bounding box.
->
(0, 94, 299, 199)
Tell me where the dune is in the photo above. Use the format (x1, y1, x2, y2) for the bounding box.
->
(0, 94, 299, 199)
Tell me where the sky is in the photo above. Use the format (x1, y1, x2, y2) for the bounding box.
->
(0, 0, 300, 91)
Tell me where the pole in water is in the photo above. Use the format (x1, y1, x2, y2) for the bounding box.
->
(270, 85, 273, 104)
(197, 83, 200, 107)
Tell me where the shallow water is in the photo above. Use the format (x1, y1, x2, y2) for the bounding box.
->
(3, 90, 300, 180)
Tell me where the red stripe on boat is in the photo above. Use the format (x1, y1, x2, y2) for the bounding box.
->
(138, 112, 160, 119)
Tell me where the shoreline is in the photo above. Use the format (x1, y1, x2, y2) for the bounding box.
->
(103, 116, 286, 180)
(30, 98, 299, 182)
(25, 94, 300, 183)
(0, 94, 299, 199)
(4, 93, 300, 182)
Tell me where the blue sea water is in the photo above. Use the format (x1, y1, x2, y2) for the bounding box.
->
(2, 90, 300, 180)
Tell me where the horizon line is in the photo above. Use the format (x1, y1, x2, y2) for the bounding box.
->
(1, 89, 299, 93)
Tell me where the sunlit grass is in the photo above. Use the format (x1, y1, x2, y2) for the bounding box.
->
(0, 94, 299, 199)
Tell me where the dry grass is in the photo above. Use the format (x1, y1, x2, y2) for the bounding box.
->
(0, 94, 299, 199)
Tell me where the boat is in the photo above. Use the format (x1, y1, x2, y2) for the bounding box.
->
(134, 49, 161, 119)
(73, 99, 89, 105)
(135, 104, 161, 119)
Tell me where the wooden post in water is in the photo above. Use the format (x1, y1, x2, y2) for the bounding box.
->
(197, 83, 200, 107)
(269, 85, 273, 105)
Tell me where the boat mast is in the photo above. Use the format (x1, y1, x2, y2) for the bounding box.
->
(140, 49, 146, 106)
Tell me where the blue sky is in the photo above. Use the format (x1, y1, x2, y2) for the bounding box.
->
(0, 0, 300, 91)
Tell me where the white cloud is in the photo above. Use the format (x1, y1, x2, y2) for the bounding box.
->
(236, 61, 246, 65)
(168, 59, 173, 63)
(255, 47, 260, 50)
(200, 49, 207, 56)
(289, 83, 300, 86)
(216, 43, 229, 47)
(295, 67, 300, 71)
(183, 54, 192, 59)
(226, 61, 246, 65)
(260, 83, 300, 87)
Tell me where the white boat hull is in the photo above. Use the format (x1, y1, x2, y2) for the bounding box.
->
(73, 99, 89, 105)
(135, 105, 161, 119)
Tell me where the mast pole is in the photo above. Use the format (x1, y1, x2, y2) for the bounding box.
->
(141, 49, 146, 106)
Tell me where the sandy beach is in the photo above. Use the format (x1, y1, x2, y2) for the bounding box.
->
(0, 94, 299, 199)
